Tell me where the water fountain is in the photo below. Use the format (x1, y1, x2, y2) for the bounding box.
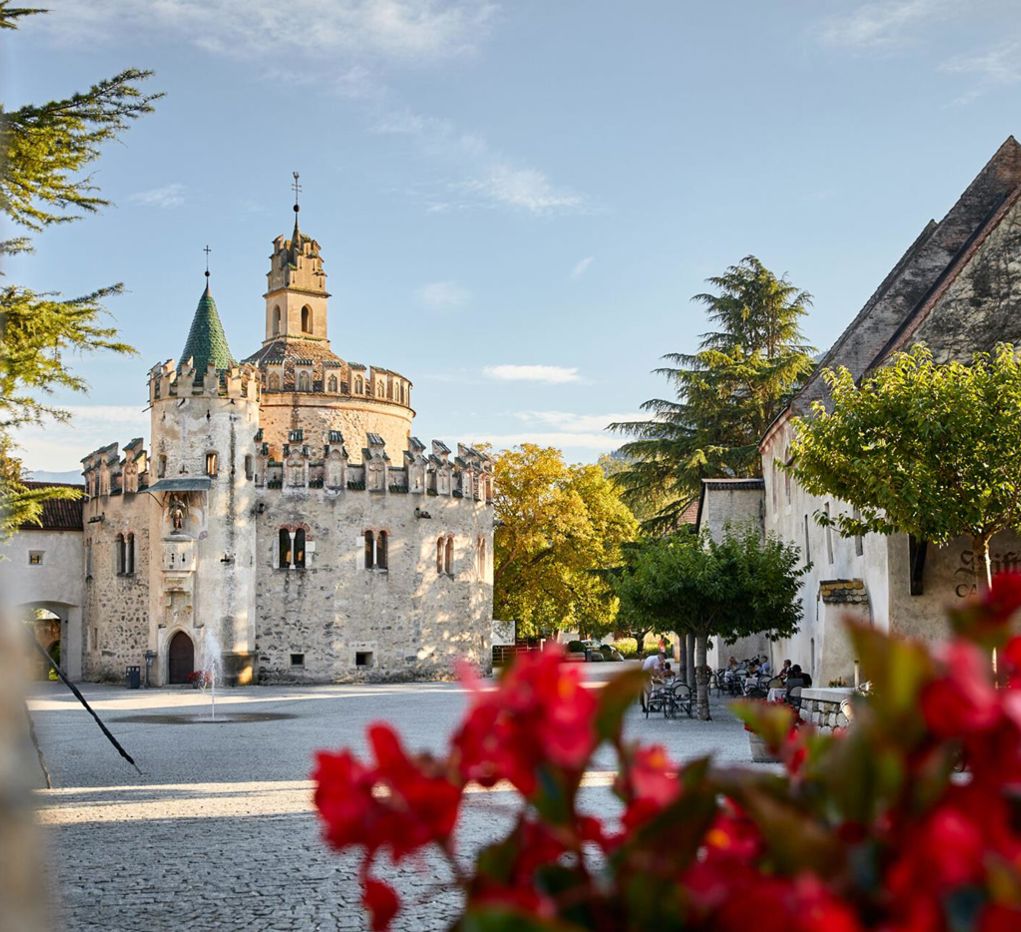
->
(203, 628, 223, 721)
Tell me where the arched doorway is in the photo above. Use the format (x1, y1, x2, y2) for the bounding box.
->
(168, 631, 194, 685)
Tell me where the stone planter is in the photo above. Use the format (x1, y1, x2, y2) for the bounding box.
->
(747, 732, 779, 763)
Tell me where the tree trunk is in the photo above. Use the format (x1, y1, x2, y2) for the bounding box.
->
(686, 633, 696, 689)
(973, 532, 993, 597)
(695, 635, 711, 721)
(677, 636, 687, 685)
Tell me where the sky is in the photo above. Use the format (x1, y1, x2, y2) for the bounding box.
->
(6, 0, 1021, 475)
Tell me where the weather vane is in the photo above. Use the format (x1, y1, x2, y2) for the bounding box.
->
(203, 244, 211, 279)
(292, 171, 301, 214)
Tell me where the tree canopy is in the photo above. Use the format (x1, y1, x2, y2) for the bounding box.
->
(0, 2, 159, 535)
(789, 343, 1021, 595)
(493, 445, 637, 639)
(612, 528, 807, 718)
(610, 256, 815, 532)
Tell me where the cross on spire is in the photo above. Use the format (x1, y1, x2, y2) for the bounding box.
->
(291, 171, 302, 214)
(203, 244, 211, 279)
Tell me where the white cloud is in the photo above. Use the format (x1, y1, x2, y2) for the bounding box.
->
(34, 1, 497, 64)
(483, 365, 581, 384)
(417, 280, 471, 310)
(129, 183, 186, 209)
(513, 410, 642, 433)
(12, 405, 150, 472)
(570, 256, 594, 280)
(819, 0, 950, 49)
(472, 431, 616, 451)
(941, 42, 1021, 102)
(461, 164, 584, 215)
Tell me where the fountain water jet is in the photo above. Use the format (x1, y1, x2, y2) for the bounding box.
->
(202, 629, 224, 721)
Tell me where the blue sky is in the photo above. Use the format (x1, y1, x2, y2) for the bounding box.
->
(7, 0, 1021, 473)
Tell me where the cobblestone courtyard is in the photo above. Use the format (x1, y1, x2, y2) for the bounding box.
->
(29, 667, 757, 931)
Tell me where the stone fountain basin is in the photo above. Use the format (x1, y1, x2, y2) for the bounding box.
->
(112, 712, 296, 725)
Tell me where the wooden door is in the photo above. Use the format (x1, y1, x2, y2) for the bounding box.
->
(168, 632, 194, 685)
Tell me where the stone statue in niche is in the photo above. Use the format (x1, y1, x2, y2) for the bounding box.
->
(168, 495, 187, 532)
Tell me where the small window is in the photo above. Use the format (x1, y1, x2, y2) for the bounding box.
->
(289, 429, 304, 442)
(294, 528, 306, 569)
(364, 530, 375, 569)
(244, 454, 254, 480)
(355, 376, 364, 394)
(301, 305, 313, 333)
(28, 551, 43, 566)
(126, 533, 135, 575)
(327, 375, 338, 393)
(298, 371, 311, 391)
(157, 454, 167, 478)
(290, 653, 305, 667)
(377, 530, 388, 571)
(272, 306, 281, 335)
(115, 534, 125, 574)
(356, 651, 373, 668)
(279, 528, 292, 569)
(436, 537, 444, 574)
(268, 372, 281, 390)
(206, 452, 218, 477)
(445, 536, 454, 576)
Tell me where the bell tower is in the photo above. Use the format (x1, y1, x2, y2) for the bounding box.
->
(263, 172, 330, 344)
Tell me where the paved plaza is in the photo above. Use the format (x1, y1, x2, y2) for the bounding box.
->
(29, 667, 758, 931)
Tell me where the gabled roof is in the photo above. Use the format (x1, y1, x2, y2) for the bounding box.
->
(180, 283, 235, 373)
(791, 136, 1021, 415)
(18, 482, 84, 531)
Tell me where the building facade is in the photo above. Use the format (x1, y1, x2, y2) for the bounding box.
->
(700, 137, 1021, 684)
(53, 203, 493, 685)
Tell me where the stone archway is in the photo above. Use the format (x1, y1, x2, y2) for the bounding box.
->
(168, 631, 194, 685)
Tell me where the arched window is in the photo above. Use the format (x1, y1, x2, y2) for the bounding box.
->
(355, 375, 364, 394)
(437, 537, 444, 574)
(445, 536, 454, 576)
(157, 455, 167, 478)
(294, 528, 306, 569)
(328, 375, 338, 393)
(268, 372, 281, 390)
(301, 305, 313, 333)
(206, 452, 218, 477)
(376, 381, 385, 398)
(364, 530, 375, 569)
(298, 371, 311, 391)
(399, 383, 405, 405)
(272, 306, 281, 335)
(377, 531, 387, 571)
(126, 533, 135, 575)
(115, 534, 125, 574)
(279, 528, 292, 569)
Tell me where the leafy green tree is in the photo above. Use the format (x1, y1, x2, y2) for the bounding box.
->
(612, 528, 807, 719)
(790, 343, 1021, 597)
(494, 445, 637, 639)
(0, 2, 159, 535)
(611, 256, 814, 532)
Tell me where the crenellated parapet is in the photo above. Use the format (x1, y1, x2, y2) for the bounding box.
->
(255, 432, 493, 502)
(148, 358, 262, 404)
(81, 438, 149, 500)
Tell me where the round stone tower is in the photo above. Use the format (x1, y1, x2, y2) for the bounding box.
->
(242, 195, 413, 462)
(146, 279, 262, 686)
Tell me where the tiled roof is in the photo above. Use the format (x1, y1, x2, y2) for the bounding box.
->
(18, 482, 84, 531)
(180, 283, 235, 373)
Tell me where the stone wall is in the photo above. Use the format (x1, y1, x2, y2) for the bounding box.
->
(82, 492, 150, 681)
(798, 687, 855, 733)
(254, 487, 493, 682)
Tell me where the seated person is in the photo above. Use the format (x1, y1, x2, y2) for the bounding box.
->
(779, 658, 793, 681)
(640, 651, 666, 711)
(759, 655, 772, 677)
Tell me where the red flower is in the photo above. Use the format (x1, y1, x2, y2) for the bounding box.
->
(920, 642, 1000, 738)
(362, 877, 399, 932)
(453, 646, 597, 796)
(984, 572, 1021, 626)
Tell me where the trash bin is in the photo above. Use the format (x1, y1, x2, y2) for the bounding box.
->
(126, 665, 141, 689)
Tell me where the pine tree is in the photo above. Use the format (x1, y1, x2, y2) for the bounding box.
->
(611, 256, 815, 532)
(0, 2, 160, 535)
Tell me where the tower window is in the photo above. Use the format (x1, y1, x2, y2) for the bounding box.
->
(438, 535, 454, 576)
(126, 533, 135, 575)
(244, 454, 254, 480)
(356, 651, 373, 668)
(301, 305, 313, 333)
(278, 528, 292, 569)
(297, 371, 311, 391)
(272, 306, 281, 336)
(293, 528, 306, 569)
(206, 452, 218, 477)
(364, 530, 387, 570)
(327, 375, 338, 393)
(115, 534, 126, 575)
(158, 454, 167, 478)
(354, 376, 364, 394)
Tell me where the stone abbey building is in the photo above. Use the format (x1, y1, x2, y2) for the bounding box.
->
(71, 202, 494, 685)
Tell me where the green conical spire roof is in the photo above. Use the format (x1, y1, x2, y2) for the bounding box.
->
(179, 282, 235, 372)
